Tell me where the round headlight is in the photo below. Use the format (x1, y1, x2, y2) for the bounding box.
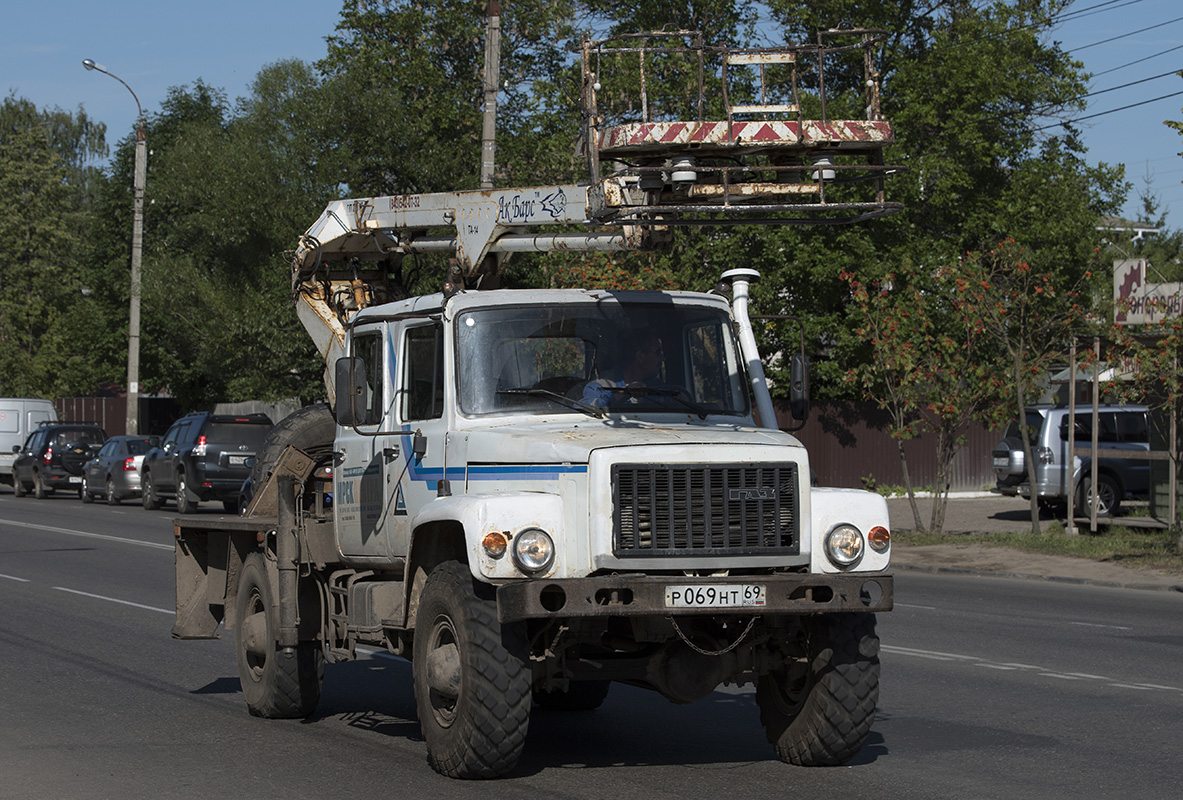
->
(825, 524, 865, 568)
(512, 527, 555, 574)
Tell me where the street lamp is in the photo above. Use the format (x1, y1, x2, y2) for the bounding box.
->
(83, 58, 145, 436)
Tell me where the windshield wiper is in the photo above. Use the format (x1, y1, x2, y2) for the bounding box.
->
(497, 388, 606, 419)
(603, 386, 710, 420)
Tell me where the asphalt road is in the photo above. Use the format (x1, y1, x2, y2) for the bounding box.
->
(2, 489, 1181, 799)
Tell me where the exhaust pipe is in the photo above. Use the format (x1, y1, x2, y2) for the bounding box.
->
(722, 268, 777, 429)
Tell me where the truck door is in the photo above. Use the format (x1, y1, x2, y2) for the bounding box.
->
(387, 320, 447, 559)
(335, 325, 394, 561)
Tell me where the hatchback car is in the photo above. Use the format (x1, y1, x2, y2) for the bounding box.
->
(991, 404, 1151, 516)
(12, 423, 108, 498)
(80, 435, 158, 504)
(141, 412, 273, 513)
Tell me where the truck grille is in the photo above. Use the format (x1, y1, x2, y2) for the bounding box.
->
(612, 463, 799, 557)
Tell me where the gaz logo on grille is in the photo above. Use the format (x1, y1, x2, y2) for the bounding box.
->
(729, 487, 777, 501)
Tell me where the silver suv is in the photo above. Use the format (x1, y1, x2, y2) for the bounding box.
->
(991, 404, 1151, 516)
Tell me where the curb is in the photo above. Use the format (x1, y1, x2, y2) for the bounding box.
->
(893, 560, 1183, 593)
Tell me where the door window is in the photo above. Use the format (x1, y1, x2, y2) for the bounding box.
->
(402, 323, 444, 421)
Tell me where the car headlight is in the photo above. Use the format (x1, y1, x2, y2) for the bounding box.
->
(512, 527, 555, 574)
(825, 524, 865, 568)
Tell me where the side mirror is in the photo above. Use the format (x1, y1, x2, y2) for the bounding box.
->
(789, 353, 810, 422)
(12, 445, 19, 453)
(335, 356, 369, 427)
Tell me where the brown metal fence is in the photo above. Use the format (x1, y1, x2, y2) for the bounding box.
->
(776, 400, 1002, 492)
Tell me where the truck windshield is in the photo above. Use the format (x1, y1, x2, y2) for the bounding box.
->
(456, 302, 751, 418)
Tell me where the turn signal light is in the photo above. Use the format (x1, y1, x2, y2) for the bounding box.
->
(868, 526, 890, 552)
(482, 531, 508, 559)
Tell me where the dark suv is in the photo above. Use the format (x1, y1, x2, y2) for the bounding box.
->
(12, 422, 108, 499)
(141, 412, 272, 513)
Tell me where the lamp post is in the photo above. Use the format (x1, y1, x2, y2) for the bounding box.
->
(83, 58, 144, 436)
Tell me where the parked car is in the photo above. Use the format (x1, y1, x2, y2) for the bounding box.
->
(0, 398, 58, 487)
(141, 412, 273, 513)
(12, 422, 108, 499)
(80, 435, 158, 504)
(991, 404, 1151, 516)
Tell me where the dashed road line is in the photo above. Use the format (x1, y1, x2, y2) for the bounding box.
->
(54, 586, 172, 615)
(0, 516, 172, 550)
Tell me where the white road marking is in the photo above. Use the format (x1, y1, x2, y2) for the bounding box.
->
(0, 516, 172, 550)
(0, 572, 31, 582)
(895, 603, 937, 610)
(54, 586, 173, 615)
(1071, 621, 1133, 631)
(885, 644, 1183, 695)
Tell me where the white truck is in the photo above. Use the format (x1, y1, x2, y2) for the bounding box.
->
(172, 29, 898, 778)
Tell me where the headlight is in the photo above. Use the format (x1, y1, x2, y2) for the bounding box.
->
(825, 524, 865, 568)
(512, 527, 555, 574)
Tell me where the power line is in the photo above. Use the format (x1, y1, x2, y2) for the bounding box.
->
(1079, 69, 1183, 101)
(1093, 43, 1183, 77)
(1036, 89, 1183, 130)
(1072, 15, 1183, 52)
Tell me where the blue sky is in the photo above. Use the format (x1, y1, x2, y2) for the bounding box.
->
(3, 1, 1182, 231)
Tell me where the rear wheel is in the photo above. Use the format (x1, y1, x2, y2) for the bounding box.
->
(1077, 474, 1120, 517)
(413, 561, 531, 779)
(33, 470, 50, 499)
(106, 477, 121, 505)
(81, 477, 94, 503)
(756, 613, 880, 766)
(234, 552, 323, 718)
(175, 471, 196, 514)
(142, 470, 162, 510)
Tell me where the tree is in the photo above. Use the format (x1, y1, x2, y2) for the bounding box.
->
(942, 239, 1096, 533)
(843, 262, 1007, 533)
(0, 96, 106, 397)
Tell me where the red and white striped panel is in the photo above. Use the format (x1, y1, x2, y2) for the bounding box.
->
(597, 120, 892, 153)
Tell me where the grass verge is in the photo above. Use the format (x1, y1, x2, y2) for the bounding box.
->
(892, 525, 1183, 575)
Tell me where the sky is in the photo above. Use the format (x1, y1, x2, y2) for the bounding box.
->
(3, 1, 1182, 232)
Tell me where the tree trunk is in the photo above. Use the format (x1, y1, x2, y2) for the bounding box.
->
(897, 438, 927, 534)
(1014, 352, 1042, 535)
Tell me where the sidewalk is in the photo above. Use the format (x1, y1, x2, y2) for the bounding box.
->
(886, 494, 1183, 593)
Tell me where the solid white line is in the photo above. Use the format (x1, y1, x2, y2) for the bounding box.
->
(895, 603, 937, 610)
(0, 573, 31, 582)
(53, 586, 173, 615)
(0, 517, 172, 550)
(1070, 621, 1133, 631)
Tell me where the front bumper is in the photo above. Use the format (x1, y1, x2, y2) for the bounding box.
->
(496, 572, 893, 623)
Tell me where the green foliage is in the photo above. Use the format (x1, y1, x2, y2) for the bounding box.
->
(0, 96, 106, 397)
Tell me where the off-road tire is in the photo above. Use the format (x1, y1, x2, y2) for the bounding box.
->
(532, 680, 611, 712)
(249, 403, 336, 490)
(142, 470, 162, 510)
(1076, 474, 1120, 517)
(413, 561, 531, 779)
(33, 470, 50, 499)
(81, 478, 94, 503)
(756, 612, 880, 766)
(234, 552, 323, 718)
(107, 477, 121, 505)
(175, 471, 196, 514)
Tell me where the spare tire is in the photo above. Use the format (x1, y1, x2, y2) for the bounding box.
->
(248, 403, 336, 497)
(60, 441, 95, 476)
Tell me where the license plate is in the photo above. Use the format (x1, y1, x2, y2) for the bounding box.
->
(665, 584, 766, 609)
(68, 476, 82, 484)
(228, 455, 248, 466)
(992, 457, 1008, 468)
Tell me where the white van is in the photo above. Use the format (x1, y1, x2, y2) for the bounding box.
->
(0, 398, 59, 485)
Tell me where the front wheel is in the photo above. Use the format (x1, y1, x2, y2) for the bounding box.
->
(81, 477, 94, 503)
(234, 552, 323, 718)
(756, 613, 880, 766)
(413, 561, 531, 779)
(13, 476, 26, 497)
